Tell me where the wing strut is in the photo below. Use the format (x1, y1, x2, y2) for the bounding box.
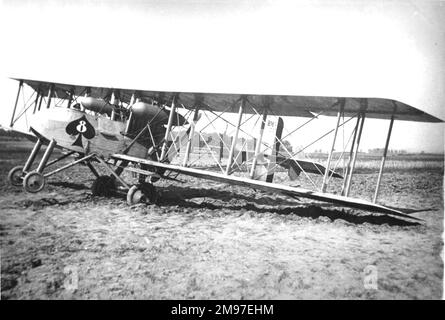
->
(160, 95, 177, 161)
(124, 92, 136, 135)
(32, 88, 40, 114)
(46, 84, 54, 109)
(321, 99, 345, 192)
(250, 107, 268, 178)
(182, 99, 200, 166)
(10, 80, 23, 127)
(343, 99, 367, 196)
(373, 101, 397, 203)
(66, 89, 73, 109)
(37, 90, 44, 112)
(341, 113, 360, 194)
(225, 96, 245, 175)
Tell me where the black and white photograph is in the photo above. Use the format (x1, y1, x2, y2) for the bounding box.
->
(0, 0, 443, 302)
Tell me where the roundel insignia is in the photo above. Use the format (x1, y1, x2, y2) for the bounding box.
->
(65, 115, 95, 148)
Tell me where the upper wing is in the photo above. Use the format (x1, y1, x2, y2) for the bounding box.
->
(15, 78, 443, 123)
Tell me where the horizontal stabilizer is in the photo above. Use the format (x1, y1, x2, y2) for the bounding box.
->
(278, 157, 343, 179)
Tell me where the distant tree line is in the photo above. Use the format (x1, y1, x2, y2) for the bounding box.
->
(367, 148, 407, 155)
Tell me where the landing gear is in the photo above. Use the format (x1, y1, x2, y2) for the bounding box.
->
(91, 175, 116, 196)
(23, 171, 46, 193)
(8, 139, 44, 187)
(8, 136, 162, 207)
(8, 138, 55, 193)
(126, 182, 158, 205)
(20, 139, 56, 193)
(8, 166, 25, 186)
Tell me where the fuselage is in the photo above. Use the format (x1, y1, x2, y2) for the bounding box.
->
(29, 107, 150, 158)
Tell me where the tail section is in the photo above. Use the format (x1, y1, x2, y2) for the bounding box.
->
(280, 158, 344, 180)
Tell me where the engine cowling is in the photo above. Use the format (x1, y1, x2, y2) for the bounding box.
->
(130, 101, 188, 128)
(78, 97, 115, 116)
(130, 102, 169, 127)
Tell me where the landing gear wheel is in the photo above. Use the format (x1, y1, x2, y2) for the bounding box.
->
(127, 185, 144, 205)
(23, 171, 45, 193)
(127, 182, 158, 205)
(91, 175, 116, 196)
(8, 166, 24, 186)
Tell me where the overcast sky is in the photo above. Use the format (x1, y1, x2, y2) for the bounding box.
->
(0, 0, 443, 152)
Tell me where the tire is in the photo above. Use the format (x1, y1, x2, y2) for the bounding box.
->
(8, 166, 24, 186)
(126, 182, 158, 205)
(127, 185, 144, 205)
(23, 171, 46, 193)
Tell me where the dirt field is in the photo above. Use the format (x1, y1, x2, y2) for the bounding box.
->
(0, 137, 443, 299)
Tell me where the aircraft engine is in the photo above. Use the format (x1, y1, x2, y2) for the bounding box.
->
(130, 101, 169, 128)
(78, 97, 115, 116)
(129, 101, 188, 131)
(125, 101, 170, 145)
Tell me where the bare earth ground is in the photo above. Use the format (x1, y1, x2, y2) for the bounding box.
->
(0, 138, 443, 299)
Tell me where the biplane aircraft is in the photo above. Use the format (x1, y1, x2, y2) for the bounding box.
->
(6, 78, 443, 222)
